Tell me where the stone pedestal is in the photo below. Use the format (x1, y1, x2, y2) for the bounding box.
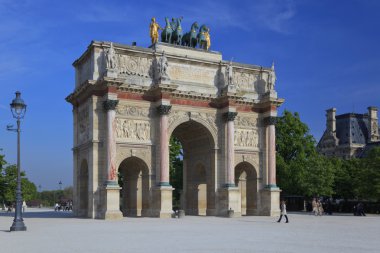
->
(259, 187, 281, 216)
(153, 186, 173, 218)
(103, 184, 123, 220)
(218, 187, 241, 217)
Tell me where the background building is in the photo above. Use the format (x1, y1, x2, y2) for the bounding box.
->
(318, 107, 380, 158)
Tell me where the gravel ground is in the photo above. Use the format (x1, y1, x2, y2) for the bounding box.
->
(1, 208, 379, 253)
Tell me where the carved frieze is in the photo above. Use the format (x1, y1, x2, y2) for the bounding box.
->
(116, 118, 150, 141)
(118, 55, 152, 78)
(235, 116, 258, 128)
(116, 106, 150, 118)
(78, 107, 89, 144)
(234, 129, 259, 148)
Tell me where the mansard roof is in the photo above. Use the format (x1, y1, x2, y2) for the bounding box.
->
(335, 113, 369, 145)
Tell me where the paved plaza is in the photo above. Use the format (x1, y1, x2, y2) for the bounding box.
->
(0, 208, 379, 253)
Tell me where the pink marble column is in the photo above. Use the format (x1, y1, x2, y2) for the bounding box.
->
(225, 112, 238, 187)
(157, 104, 172, 186)
(103, 99, 119, 185)
(266, 116, 277, 187)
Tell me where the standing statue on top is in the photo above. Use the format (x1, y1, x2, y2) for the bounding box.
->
(156, 51, 170, 82)
(226, 60, 234, 86)
(268, 62, 276, 90)
(150, 17, 162, 44)
(105, 42, 117, 70)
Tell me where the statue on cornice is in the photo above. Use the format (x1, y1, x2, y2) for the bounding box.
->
(268, 61, 276, 90)
(226, 60, 233, 86)
(105, 43, 117, 70)
(156, 51, 170, 82)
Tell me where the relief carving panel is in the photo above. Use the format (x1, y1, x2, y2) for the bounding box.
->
(78, 107, 89, 144)
(116, 118, 150, 141)
(232, 71, 258, 91)
(234, 129, 258, 148)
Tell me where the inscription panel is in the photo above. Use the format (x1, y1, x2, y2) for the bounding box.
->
(169, 63, 216, 86)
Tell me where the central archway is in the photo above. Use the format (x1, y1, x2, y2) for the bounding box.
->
(170, 120, 216, 216)
(118, 157, 150, 217)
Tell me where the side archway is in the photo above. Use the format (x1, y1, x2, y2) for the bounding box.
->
(78, 159, 89, 217)
(235, 162, 258, 216)
(118, 157, 150, 217)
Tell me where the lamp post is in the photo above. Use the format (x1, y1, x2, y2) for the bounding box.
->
(59, 180, 62, 191)
(9, 91, 27, 232)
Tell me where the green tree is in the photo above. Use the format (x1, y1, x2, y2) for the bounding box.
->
(360, 147, 380, 201)
(276, 110, 335, 197)
(2, 164, 37, 202)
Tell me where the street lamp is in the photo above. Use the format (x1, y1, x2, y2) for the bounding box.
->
(9, 91, 27, 232)
(59, 180, 62, 190)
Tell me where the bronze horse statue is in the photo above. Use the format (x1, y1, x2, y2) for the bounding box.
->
(161, 17, 173, 43)
(171, 17, 183, 45)
(182, 22, 199, 48)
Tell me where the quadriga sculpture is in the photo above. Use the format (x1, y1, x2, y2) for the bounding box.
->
(182, 22, 199, 48)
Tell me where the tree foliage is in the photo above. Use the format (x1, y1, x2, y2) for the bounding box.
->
(276, 110, 335, 197)
(333, 148, 380, 201)
(0, 155, 37, 204)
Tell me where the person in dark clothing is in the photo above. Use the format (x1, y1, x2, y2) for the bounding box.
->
(357, 202, 366, 216)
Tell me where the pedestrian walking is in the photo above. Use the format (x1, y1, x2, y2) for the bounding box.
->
(312, 198, 318, 215)
(317, 200, 324, 216)
(277, 200, 289, 223)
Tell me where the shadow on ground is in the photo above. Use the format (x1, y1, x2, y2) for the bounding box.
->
(0, 210, 74, 219)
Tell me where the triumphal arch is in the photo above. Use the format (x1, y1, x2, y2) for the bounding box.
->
(66, 37, 284, 219)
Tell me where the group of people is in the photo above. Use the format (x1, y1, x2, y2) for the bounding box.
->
(311, 198, 325, 216)
(54, 201, 73, 211)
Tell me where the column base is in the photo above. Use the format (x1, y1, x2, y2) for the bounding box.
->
(259, 187, 281, 216)
(218, 186, 241, 217)
(101, 183, 123, 220)
(152, 186, 173, 218)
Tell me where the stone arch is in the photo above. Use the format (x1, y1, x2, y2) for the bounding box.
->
(234, 161, 258, 216)
(118, 156, 150, 217)
(78, 159, 89, 217)
(171, 119, 216, 216)
(168, 115, 217, 149)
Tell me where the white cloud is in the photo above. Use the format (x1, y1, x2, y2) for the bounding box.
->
(252, 0, 296, 34)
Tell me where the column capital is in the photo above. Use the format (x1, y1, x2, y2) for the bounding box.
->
(103, 99, 119, 111)
(224, 112, 238, 122)
(157, 104, 172, 115)
(264, 116, 277, 126)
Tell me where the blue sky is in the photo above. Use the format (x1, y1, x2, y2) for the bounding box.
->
(0, 0, 379, 190)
